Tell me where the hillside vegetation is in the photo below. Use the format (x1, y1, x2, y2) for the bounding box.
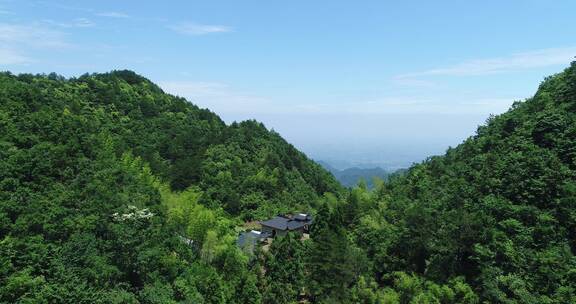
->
(1, 62, 576, 303)
(0, 71, 340, 303)
(323, 62, 576, 303)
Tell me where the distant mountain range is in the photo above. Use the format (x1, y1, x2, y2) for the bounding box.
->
(317, 160, 397, 188)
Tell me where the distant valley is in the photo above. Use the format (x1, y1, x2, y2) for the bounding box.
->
(318, 160, 404, 188)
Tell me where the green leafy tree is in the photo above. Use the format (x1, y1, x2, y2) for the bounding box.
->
(263, 232, 305, 303)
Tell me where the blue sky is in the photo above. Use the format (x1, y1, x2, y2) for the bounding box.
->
(2, 0, 576, 168)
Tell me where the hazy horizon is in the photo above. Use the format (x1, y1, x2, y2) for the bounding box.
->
(214, 112, 492, 170)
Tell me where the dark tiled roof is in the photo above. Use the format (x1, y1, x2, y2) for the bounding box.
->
(260, 214, 313, 231)
(260, 216, 288, 230)
(287, 220, 306, 230)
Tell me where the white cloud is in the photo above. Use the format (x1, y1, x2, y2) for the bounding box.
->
(398, 46, 576, 78)
(0, 23, 71, 65)
(72, 18, 95, 27)
(169, 22, 233, 35)
(96, 11, 130, 18)
(32, 1, 92, 13)
(0, 23, 69, 48)
(41, 18, 95, 28)
(0, 48, 31, 65)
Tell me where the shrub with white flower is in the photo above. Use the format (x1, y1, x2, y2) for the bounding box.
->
(112, 205, 154, 221)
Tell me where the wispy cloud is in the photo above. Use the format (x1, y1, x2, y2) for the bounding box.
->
(398, 46, 576, 78)
(35, 2, 129, 22)
(72, 18, 95, 27)
(33, 1, 92, 13)
(0, 23, 70, 48)
(169, 22, 233, 36)
(41, 18, 95, 28)
(0, 48, 31, 65)
(0, 23, 71, 65)
(96, 11, 130, 18)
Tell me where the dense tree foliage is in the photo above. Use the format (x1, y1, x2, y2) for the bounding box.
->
(2, 62, 576, 303)
(0, 71, 339, 302)
(261, 232, 305, 303)
(324, 62, 576, 303)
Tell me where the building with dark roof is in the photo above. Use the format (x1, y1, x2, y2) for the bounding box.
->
(260, 213, 313, 237)
(237, 230, 270, 253)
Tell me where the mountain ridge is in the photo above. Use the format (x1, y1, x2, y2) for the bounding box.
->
(317, 160, 393, 188)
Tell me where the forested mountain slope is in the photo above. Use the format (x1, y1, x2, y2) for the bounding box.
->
(2, 62, 576, 303)
(0, 71, 340, 302)
(331, 62, 576, 303)
(0, 71, 340, 218)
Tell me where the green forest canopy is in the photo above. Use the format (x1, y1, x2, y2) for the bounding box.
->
(1, 62, 576, 303)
